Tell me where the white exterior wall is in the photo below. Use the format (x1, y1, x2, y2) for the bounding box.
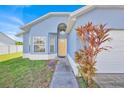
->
(23, 53, 57, 60)
(0, 45, 23, 55)
(0, 33, 15, 45)
(67, 54, 79, 76)
(96, 30, 124, 73)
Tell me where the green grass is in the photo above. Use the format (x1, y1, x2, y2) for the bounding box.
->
(0, 57, 54, 88)
(77, 77, 88, 88)
(77, 77, 99, 88)
(0, 52, 22, 62)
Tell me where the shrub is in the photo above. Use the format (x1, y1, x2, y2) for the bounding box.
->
(75, 22, 112, 87)
(48, 59, 57, 71)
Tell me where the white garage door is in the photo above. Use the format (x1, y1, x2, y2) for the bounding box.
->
(96, 30, 124, 73)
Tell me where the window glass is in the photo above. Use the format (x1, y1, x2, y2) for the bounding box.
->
(33, 37, 46, 52)
(50, 35, 55, 53)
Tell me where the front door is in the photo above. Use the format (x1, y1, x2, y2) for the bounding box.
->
(58, 38, 67, 57)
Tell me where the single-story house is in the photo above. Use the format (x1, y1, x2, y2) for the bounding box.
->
(0, 32, 16, 45)
(18, 5, 124, 76)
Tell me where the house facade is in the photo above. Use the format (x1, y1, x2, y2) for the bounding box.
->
(18, 5, 124, 76)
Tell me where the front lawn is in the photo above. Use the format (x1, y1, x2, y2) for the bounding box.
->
(0, 57, 54, 88)
(0, 52, 22, 62)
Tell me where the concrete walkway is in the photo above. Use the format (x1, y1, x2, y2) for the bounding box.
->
(49, 57, 79, 88)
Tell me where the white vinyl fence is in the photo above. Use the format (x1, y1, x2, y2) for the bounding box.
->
(0, 45, 23, 55)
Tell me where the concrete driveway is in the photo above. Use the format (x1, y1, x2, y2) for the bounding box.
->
(93, 73, 124, 88)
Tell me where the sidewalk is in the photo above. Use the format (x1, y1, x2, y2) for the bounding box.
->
(49, 57, 79, 88)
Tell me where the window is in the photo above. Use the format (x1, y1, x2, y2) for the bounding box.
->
(50, 35, 56, 53)
(33, 37, 46, 52)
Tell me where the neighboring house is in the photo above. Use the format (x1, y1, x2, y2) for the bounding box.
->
(0, 32, 23, 55)
(18, 5, 124, 76)
(0, 32, 16, 45)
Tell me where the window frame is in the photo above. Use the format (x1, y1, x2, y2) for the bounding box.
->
(33, 36, 46, 53)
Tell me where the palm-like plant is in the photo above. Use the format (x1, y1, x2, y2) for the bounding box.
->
(75, 22, 112, 87)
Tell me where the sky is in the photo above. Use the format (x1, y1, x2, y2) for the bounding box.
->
(0, 5, 83, 41)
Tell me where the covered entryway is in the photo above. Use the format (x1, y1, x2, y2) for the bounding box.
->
(57, 23, 67, 57)
(96, 29, 124, 73)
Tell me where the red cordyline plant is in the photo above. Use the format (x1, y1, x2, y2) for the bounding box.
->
(75, 22, 112, 87)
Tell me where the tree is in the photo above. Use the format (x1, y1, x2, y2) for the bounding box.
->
(75, 22, 112, 87)
(16, 42, 23, 45)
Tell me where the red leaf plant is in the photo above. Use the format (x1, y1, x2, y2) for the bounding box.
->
(75, 22, 112, 87)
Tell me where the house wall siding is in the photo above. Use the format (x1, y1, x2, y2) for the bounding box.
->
(23, 16, 68, 54)
(67, 28, 76, 61)
(69, 8, 124, 60)
(76, 8, 124, 28)
(68, 7, 124, 74)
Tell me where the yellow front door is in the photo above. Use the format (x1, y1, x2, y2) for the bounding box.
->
(58, 39, 67, 57)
